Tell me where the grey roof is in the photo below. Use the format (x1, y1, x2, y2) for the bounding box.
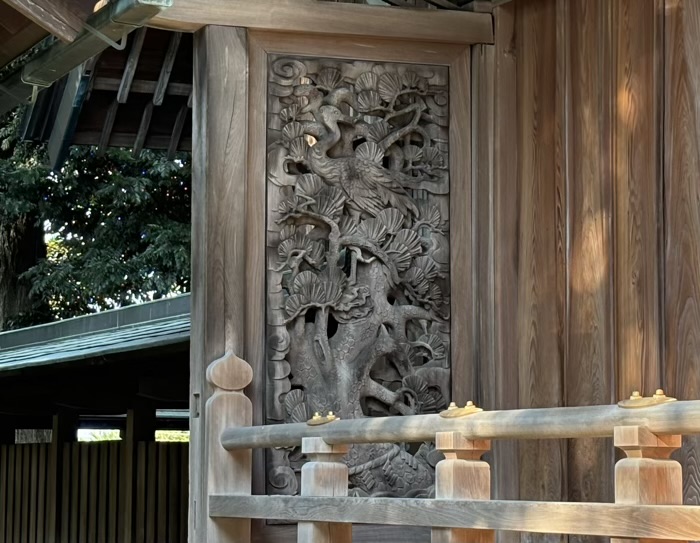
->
(0, 294, 190, 373)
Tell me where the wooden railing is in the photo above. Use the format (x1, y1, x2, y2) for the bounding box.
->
(205, 353, 700, 543)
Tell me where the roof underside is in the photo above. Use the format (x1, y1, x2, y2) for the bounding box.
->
(1, 0, 492, 165)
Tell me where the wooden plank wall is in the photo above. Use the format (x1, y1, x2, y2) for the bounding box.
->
(0, 442, 188, 543)
(480, 0, 700, 540)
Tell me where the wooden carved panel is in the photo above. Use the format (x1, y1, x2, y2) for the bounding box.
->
(265, 55, 451, 498)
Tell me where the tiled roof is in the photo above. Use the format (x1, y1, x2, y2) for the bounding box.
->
(0, 295, 190, 373)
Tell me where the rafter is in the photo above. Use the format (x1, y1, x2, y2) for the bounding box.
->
(1, 0, 88, 42)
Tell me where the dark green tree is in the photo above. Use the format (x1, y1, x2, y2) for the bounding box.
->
(0, 110, 191, 330)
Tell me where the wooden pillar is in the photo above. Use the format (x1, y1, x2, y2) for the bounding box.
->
(48, 411, 78, 543)
(298, 437, 351, 543)
(122, 401, 156, 543)
(433, 431, 493, 543)
(206, 353, 253, 543)
(612, 425, 683, 543)
(191, 24, 249, 543)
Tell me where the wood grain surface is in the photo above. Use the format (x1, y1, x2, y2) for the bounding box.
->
(210, 495, 700, 540)
(664, 0, 700, 507)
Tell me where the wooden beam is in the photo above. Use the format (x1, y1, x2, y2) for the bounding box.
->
(1, 0, 88, 42)
(153, 31, 182, 106)
(93, 76, 191, 96)
(97, 99, 119, 155)
(133, 101, 153, 157)
(209, 496, 700, 541)
(166, 103, 188, 160)
(117, 26, 148, 104)
(150, 0, 493, 44)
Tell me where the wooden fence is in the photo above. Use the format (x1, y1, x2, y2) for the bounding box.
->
(0, 442, 188, 543)
(203, 352, 700, 543)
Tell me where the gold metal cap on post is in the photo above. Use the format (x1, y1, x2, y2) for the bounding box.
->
(439, 400, 483, 418)
(618, 389, 677, 409)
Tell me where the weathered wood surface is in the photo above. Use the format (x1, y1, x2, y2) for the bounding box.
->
(1, 0, 89, 42)
(151, 0, 493, 44)
(482, 2, 666, 541)
(514, 5, 566, 537)
(210, 495, 700, 540)
(221, 400, 700, 450)
(191, 24, 249, 543)
(664, 0, 700, 506)
(564, 1, 615, 529)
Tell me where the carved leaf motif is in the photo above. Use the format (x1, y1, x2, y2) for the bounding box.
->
(355, 141, 385, 163)
(284, 294, 308, 319)
(292, 270, 319, 295)
(418, 203, 442, 228)
(413, 334, 447, 361)
(391, 229, 422, 256)
(280, 103, 301, 123)
(282, 121, 306, 142)
(378, 72, 402, 102)
(423, 147, 445, 168)
(403, 145, 423, 164)
(339, 215, 358, 236)
(356, 90, 383, 113)
(387, 242, 413, 272)
(412, 256, 439, 281)
(355, 71, 379, 93)
(287, 136, 309, 162)
(401, 71, 427, 92)
(366, 120, 393, 142)
(358, 218, 388, 243)
(403, 267, 430, 296)
(314, 186, 346, 222)
(295, 173, 325, 198)
(376, 208, 404, 234)
(317, 67, 343, 90)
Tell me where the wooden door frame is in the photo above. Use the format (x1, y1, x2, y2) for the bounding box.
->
(192, 9, 491, 540)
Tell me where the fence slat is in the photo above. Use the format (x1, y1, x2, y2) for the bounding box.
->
(13, 445, 22, 543)
(107, 442, 119, 543)
(167, 443, 179, 543)
(179, 443, 188, 543)
(98, 444, 108, 543)
(146, 443, 156, 543)
(135, 442, 146, 543)
(29, 445, 38, 543)
(157, 444, 167, 543)
(0, 445, 7, 543)
(37, 445, 47, 543)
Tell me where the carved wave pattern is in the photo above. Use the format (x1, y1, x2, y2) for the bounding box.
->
(265, 55, 451, 500)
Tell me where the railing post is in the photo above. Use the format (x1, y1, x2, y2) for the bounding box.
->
(298, 437, 351, 543)
(433, 432, 493, 543)
(205, 352, 254, 543)
(612, 425, 683, 543)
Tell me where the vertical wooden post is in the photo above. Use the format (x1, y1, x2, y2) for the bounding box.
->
(612, 425, 683, 543)
(298, 437, 351, 543)
(48, 412, 77, 543)
(191, 24, 249, 543)
(122, 401, 156, 543)
(433, 432, 493, 543)
(206, 352, 253, 543)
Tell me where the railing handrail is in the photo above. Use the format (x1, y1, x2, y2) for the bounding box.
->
(220, 399, 700, 450)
